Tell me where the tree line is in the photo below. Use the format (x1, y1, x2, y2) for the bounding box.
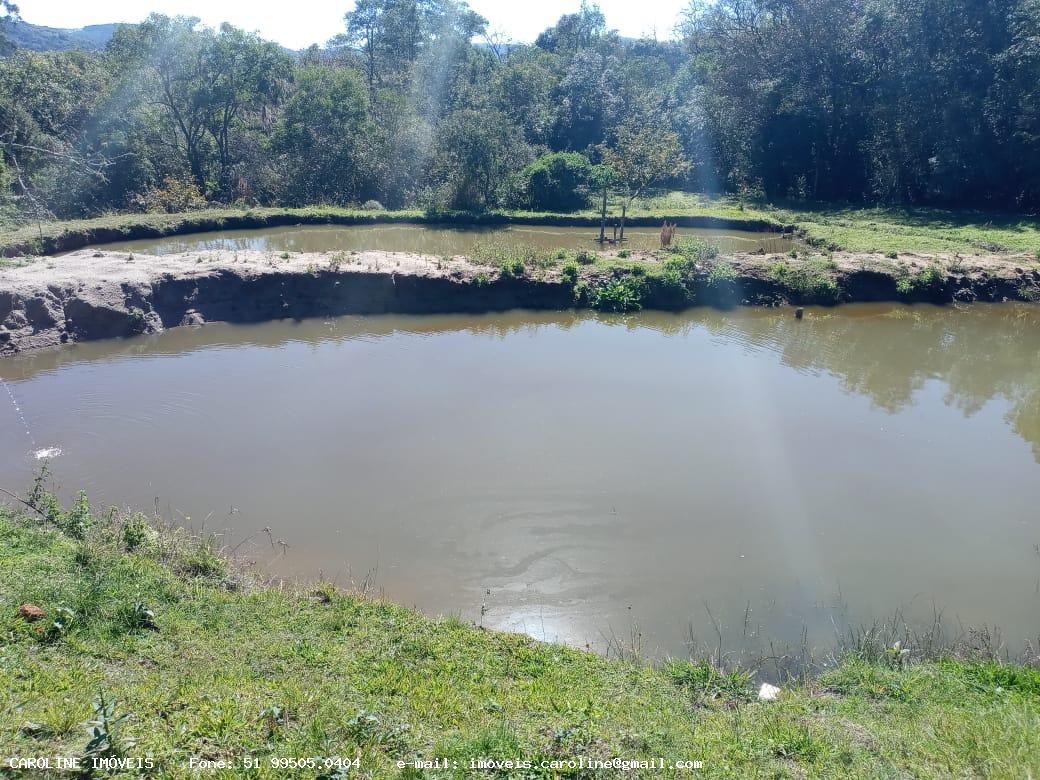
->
(1, 0, 1038, 224)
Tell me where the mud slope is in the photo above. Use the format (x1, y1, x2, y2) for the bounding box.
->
(1, 248, 1037, 355)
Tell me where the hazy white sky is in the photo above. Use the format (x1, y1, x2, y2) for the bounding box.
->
(20, 1, 689, 48)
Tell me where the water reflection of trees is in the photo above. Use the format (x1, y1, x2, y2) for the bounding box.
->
(0, 311, 590, 380)
(687, 304, 1040, 461)
(7, 303, 1039, 459)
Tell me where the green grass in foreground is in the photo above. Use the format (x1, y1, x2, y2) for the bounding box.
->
(2, 194, 1039, 258)
(1, 494, 1039, 778)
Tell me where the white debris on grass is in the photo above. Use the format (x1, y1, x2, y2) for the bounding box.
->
(758, 682, 781, 701)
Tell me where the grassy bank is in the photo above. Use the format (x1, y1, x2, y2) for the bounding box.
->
(0, 205, 774, 259)
(3, 195, 1038, 258)
(574, 193, 1040, 256)
(2, 492, 1039, 778)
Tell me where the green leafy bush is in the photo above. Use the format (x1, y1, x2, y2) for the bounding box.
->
(651, 255, 697, 307)
(589, 276, 645, 312)
(121, 513, 156, 552)
(498, 257, 525, 279)
(510, 152, 594, 211)
(59, 491, 93, 540)
(706, 260, 738, 288)
(896, 264, 946, 298)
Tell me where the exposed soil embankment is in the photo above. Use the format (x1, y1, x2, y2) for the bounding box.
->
(0, 250, 569, 354)
(1, 248, 1038, 355)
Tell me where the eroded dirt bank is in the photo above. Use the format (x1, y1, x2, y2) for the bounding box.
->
(1, 248, 1038, 355)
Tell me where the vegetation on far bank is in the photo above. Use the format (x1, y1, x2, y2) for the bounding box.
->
(3, 194, 1040, 260)
(3, 1, 1040, 228)
(583, 193, 1040, 256)
(1, 489, 1039, 778)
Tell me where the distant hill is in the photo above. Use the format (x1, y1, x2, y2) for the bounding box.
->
(6, 20, 122, 52)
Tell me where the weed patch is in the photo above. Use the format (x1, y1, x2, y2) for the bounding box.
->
(896, 264, 947, 299)
(769, 258, 841, 304)
(589, 275, 646, 312)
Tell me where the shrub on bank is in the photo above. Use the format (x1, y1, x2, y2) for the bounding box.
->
(589, 275, 646, 311)
(132, 176, 208, 214)
(896, 264, 947, 299)
(706, 261, 738, 288)
(509, 152, 594, 212)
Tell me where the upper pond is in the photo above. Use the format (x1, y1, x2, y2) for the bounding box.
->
(89, 222, 797, 256)
(2, 304, 1038, 660)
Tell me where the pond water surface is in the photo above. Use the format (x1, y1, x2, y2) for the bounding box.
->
(2, 305, 1038, 660)
(91, 223, 797, 256)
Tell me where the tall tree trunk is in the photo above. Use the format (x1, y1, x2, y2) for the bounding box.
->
(187, 140, 206, 191)
(366, 33, 376, 98)
(598, 185, 607, 242)
(619, 201, 627, 242)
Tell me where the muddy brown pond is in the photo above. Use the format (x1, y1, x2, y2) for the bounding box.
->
(90, 222, 797, 256)
(2, 305, 1039, 660)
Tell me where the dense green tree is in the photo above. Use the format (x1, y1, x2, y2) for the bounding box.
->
(204, 25, 291, 196)
(1, 0, 1039, 220)
(0, 0, 17, 53)
(108, 16, 290, 198)
(275, 65, 371, 205)
(549, 47, 626, 152)
(511, 152, 594, 211)
(492, 48, 559, 145)
(535, 1, 606, 53)
(676, 0, 1040, 207)
(428, 109, 530, 210)
(0, 49, 126, 216)
(342, 0, 487, 98)
(996, 0, 1040, 207)
(601, 118, 688, 238)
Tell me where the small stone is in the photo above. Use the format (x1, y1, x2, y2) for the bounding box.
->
(17, 604, 44, 622)
(180, 309, 206, 327)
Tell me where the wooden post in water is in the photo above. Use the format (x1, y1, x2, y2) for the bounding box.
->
(598, 186, 608, 243)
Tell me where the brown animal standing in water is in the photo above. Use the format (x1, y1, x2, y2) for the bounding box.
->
(660, 221, 677, 247)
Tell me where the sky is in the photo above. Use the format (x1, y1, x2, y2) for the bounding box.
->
(19, 1, 690, 48)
